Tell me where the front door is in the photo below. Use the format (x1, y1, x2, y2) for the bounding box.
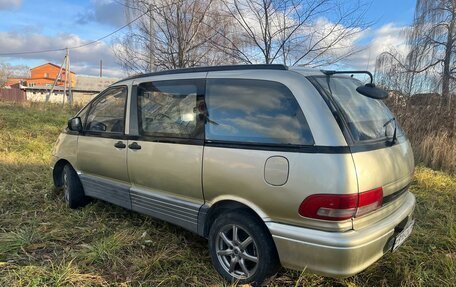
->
(127, 78, 206, 233)
(77, 86, 131, 209)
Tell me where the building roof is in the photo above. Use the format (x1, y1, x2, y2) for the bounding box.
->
(24, 75, 119, 93)
(75, 75, 119, 92)
(24, 85, 97, 93)
(31, 62, 76, 74)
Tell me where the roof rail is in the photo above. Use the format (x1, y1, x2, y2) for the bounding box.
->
(114, 64, 288, 84)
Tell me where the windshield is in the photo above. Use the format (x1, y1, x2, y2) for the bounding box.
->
(311, 76, 400, 143)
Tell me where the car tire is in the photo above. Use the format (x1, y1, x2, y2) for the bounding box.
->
(62, 164, 88, 209)
(208, 210, 280, 286)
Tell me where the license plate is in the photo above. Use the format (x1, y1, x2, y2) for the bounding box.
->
(392, 219, 414, 251)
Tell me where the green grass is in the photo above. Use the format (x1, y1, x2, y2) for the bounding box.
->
(0, 102, 455, 286)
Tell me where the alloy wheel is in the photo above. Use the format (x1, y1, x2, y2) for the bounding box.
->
(215, 224, 259, 279)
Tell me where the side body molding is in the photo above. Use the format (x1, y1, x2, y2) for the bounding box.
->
(80, 174, 131, 209)
(130, 187, 203, 234)
(79, 172, 208, 234)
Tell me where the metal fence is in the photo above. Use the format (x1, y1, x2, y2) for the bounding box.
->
(0, 88, 26, 103)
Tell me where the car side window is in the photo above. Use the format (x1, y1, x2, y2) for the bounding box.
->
(205, 79, 314, 145)
(137, 80, 205, 139)
(85, 86, 127, 134)
(76, 104, 90, 128)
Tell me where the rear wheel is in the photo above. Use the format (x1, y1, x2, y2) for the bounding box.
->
(62, 164, 88, 208)
(208, 211, 280, 286)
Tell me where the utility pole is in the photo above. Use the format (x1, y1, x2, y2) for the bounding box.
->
(62, 48, 68, 107)
(149, 1, 154, 72)
(67, 48, 73, 107)
(46, 48, 72, 107)
(100, 59, 103, 77)
(46, 55, 65, 105)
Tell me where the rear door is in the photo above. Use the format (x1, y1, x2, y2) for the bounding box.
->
(77, 86, 131, 209)
(127, 77, 206, 233)
(309, 76, 415, 210)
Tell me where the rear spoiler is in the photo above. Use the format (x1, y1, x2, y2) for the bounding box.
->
(321, 70, 373, 84)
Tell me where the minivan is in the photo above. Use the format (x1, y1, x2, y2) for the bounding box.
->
(51, 64, 416, 285)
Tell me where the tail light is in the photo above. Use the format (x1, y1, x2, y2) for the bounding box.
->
(298, 187, 383, 221)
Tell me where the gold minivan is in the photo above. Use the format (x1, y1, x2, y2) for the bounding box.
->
(51, 65, 415, 285)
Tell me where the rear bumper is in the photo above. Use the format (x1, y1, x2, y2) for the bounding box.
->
(266, 192, 416, 277)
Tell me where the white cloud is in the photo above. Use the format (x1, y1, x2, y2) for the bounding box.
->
(0, 0, 21, 10)
(297, 17, 365, 64)
(0, 31, 123, 78)
(76, 0, 126, 27)
(341, 23, 409, 70)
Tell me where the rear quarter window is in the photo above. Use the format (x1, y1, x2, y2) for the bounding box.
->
(205, 79, 313, 145)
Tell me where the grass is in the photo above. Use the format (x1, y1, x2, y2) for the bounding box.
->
(0, 102, 455, 286)
(385, 100, 456, 174)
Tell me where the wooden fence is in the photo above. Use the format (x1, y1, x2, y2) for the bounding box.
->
(0, 88, 26, 103)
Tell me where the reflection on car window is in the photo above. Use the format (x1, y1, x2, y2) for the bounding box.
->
(85, 87, 127, 133)
(138, 80, 204, 139)
(312, 76, 401, 142)
(205, 79, 313, 145)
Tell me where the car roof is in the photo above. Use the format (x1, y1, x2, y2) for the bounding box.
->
(112, 64, 326, 86)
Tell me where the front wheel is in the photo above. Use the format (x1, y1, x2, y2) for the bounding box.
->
(208, 211, 280, 286)
(62, 164, 88, 209)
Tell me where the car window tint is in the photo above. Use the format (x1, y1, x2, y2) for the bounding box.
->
(137, 80, 204, 139)
(311, 76, 402, 142)
(205, 79, 313, 145)
(85, 87, 127, 133)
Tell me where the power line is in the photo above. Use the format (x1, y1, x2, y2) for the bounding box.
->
(0, 8, 149, 56)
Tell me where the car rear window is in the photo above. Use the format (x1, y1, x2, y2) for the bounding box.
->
(311, 76, 400, 142)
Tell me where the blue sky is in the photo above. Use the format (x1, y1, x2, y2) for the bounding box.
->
(368, 0, 415, 27)
(0, 0, 417, 77)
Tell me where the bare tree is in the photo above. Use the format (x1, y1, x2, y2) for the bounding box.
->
(376, 0, 455, 104)
(215, 0, 370, 66)
(115, 0, 371, 72)
(375, 50, 413, 95)
(408, 0, 455, 100)
(114, 0, 237, 72)
(0, 63, 30, 87)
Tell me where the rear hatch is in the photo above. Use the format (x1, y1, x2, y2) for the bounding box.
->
(308, 75, 415, 228)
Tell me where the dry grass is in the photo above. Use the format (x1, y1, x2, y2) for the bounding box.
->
(386, 99, 456, 174)
(0, 102, 455, 286)
(418, 131, 456, 174)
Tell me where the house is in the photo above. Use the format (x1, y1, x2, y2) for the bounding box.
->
(27, 63, 76, 87)
(3, 77, 27, 88)
(26, 75, 119, 104)
(2, 62, 119, 104)
(3, 63, 76, 88)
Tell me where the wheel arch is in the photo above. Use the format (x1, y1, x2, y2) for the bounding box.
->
(201, 198, 271, 239)
(52, 159, 71, 188)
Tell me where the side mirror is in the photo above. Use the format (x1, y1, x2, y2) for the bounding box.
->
(68, 117, 83, 132)
(356, 83, 388, 100)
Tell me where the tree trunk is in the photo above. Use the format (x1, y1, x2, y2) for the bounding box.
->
(442, 11, 455, 107)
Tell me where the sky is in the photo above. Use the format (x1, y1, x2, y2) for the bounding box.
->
(0, 0, 417, 78)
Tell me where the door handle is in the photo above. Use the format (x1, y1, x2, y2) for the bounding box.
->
(114, 141, 126, 149)
(128, 142, 142, 150)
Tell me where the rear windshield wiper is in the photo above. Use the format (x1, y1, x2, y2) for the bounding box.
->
(383, 117, 397, 145)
